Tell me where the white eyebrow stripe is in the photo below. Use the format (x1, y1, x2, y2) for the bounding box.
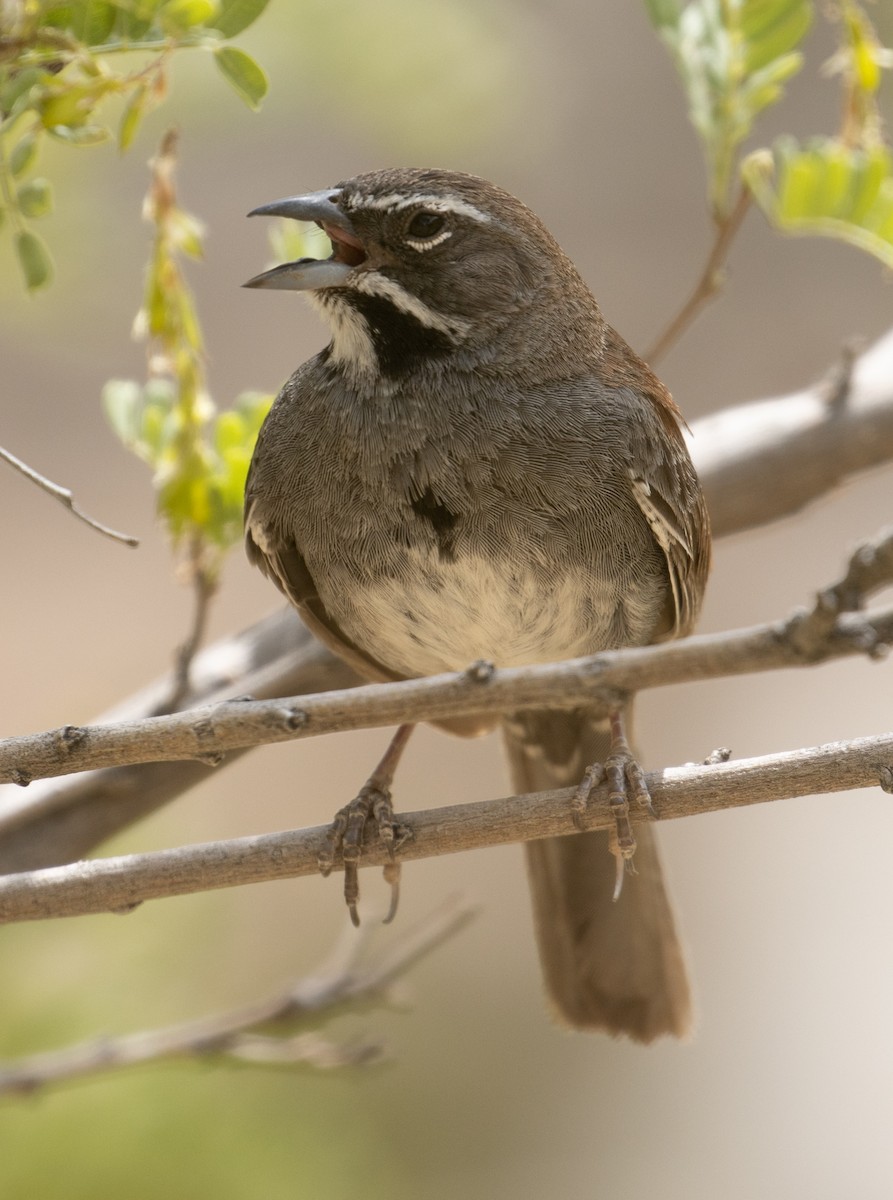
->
(352, 271, 471, 338)
(346, 192, 492, 223)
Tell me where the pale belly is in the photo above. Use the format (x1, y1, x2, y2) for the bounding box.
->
(318, 548, 656, 678)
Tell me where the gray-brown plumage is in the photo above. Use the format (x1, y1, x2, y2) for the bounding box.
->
(244, 167, 710, 1041)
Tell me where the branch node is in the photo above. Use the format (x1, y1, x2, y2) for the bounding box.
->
(784, 607, 834, 661)
(280, 707, 308, 731)
(703, 747, 732, 765)
(192, 717, 216, 743)
(820, 527, 893, 614)
(879, 766, 893, 795)
(822, 337, 866, 413)
(465, 659, 495, 684)
(10, 768, 31, 787)
(58, 724, 87, 751)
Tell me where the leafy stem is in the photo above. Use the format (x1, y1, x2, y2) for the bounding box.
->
(645, 182, 751, 364)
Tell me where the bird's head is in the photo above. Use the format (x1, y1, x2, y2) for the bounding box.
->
(245, 167, 603, 379)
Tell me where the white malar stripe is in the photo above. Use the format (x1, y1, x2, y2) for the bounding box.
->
(345, 191, 493, 224)
(308, 292, 377, 376)
(352, 272, 470, 339)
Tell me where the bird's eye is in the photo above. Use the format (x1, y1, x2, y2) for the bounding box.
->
(406, 211, 446, 241)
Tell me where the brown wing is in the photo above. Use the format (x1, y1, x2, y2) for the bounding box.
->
(601, 326, 711, 639)
(629, 469, 710, 638)
(244, 516, 400, 686)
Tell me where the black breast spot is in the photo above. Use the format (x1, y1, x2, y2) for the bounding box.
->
(410, 487, 459, 562)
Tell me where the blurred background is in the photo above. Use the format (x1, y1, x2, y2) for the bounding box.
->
(2, 1, 892, 1196)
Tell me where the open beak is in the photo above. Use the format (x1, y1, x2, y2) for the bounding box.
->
(243, 188, 366, 291)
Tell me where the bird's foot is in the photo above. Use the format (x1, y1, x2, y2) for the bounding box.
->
(317, 724, 414, 926)
(570, 711, 655, 901)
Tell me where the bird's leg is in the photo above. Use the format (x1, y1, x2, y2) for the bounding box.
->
(317, 723, 415, 927)
(571, 709, 655, 901)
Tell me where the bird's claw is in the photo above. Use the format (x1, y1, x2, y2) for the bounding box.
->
(571, 728, 655, 901)
(318, 781, 412, 926)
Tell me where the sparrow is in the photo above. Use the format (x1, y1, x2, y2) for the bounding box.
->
(243, 167, 710, 1041)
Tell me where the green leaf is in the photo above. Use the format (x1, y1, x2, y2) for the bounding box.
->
(112, 0, 163, 40)
(170, 210, 206, 258)
(741, 0, 812, 72)
(211, 0, 271, 37)
(46, 123, 111, 146)
(776, 143, 818, 220)
(742, 138, 893, 268)
(16, 178, 54, 218)
(40, 3, 118, 42)
(848, 148, 887, 224)
(161, 0, 220, 31)
(38, 6, 75, 31)
(71, 1, 118, 44)
(813, 141, 856, 219)
(212, 45, 268, 109)
(743, 3, 812, 74)
(650, 0, 812, 215)
(9, 135, 39, 179)
(740, 51, 804, 122)
(118, 85, 147, 151)
(102, 380, 144, 448)
(15, 229, 54, 290)
(0, 68, 46, 120)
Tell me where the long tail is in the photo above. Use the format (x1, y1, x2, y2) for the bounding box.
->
(502, 707, 692, 1042)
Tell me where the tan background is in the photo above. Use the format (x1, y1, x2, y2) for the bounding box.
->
(2, 2, 892, 1196)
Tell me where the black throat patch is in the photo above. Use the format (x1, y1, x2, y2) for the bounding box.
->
(344, 291, 456, 377)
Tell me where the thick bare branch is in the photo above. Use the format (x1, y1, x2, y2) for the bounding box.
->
(0, 897, 476, 1094)
(692, 327, 893, 536)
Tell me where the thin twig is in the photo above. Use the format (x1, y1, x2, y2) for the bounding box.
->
(164, 555, 218, 713)
(0, 444, 139, 547)
(0, 597, 889, 789)
(644, 184, 752, 364)
(689, 326, 893, 536)
(0, 735, 889, 926)
(0, 896, 476, 1094)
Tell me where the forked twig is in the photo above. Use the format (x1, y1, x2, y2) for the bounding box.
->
(0, 896, 476, 1096)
